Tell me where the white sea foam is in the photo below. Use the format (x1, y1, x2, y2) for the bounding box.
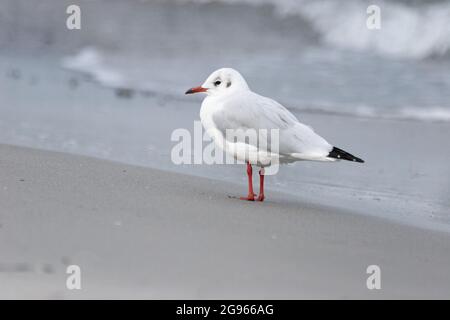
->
(62, 47, 450, 123)
(61, 47, 126, 87)
(290, 103, 450, 122)
(181, 0, 450, 59)
(356, 105, 450, 122)
(397, 107, 450, 122)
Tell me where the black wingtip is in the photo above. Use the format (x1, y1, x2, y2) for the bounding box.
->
(328, 147, 364, 163)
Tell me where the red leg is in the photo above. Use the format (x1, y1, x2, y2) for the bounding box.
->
(256, 168, 265, 202)
(240, 162, 255, 201)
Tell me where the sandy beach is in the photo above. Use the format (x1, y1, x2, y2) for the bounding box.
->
(1, 0, 450, 300)
(1, 144, 450, 299)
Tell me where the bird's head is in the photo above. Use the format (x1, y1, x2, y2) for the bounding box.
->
(185, 68, 249, 96)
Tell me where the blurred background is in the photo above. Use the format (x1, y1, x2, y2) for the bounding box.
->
(1, 0, 450, 230)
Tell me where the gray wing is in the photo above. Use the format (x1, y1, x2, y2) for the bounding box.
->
(212, 91, 332, 157)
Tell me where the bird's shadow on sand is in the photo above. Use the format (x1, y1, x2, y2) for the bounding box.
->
(226, 194, 289, 206)
(225, 192, 350, 219)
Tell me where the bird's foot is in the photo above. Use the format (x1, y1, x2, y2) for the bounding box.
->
(240, 194, 255, 201)
(256, 194, 265, 202)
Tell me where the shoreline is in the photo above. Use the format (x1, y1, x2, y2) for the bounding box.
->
(1, 144, 450, 298)
(2, 51, 449, 233)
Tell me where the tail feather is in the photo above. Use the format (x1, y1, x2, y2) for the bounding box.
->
(328, 147, 364, 163)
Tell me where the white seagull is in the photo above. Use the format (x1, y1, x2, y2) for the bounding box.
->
(185, 68, 364, 202)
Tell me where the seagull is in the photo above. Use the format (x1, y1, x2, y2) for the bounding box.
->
(185, 68, 364, 202)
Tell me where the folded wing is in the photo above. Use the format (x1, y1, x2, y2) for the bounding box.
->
(212, 91, 333, 161)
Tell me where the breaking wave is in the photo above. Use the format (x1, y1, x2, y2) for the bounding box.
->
(182, 0, 450, 60)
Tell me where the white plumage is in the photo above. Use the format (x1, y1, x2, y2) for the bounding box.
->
(185, 67, 363, 201)
(198, 68, 334, 166)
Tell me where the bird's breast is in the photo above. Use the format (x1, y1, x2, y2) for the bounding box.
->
(200, 98, 222, 132)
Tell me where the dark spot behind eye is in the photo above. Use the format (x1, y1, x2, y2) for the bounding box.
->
(226, 81, 231, 88)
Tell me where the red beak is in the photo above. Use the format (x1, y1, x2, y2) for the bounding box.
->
(185, 86, 208, 94)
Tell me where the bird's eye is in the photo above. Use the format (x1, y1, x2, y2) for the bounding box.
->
(214, 80, 221, 86)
